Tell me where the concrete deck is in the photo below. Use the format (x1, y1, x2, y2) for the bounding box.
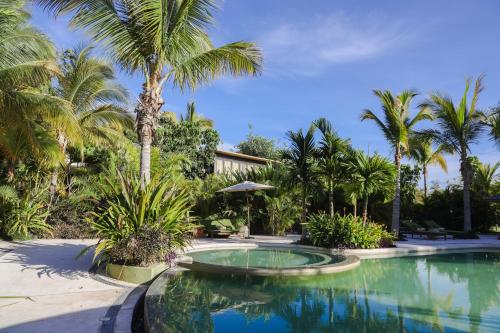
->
(0, 239, 131, 333)
(0, 235, 498, 333)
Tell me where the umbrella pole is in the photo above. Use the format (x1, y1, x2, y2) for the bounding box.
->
(246, 193, 251, 238)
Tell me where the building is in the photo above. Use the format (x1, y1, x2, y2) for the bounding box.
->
(213, 150, 273, 174)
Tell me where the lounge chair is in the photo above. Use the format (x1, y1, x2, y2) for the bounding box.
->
(401, 220, 448, 240)
(422, 220, 480, 239)
(204, 218, 234, 238)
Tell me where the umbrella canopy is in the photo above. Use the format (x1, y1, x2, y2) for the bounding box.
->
(217, 181, 274, 238)
(218, 181, 274, 193)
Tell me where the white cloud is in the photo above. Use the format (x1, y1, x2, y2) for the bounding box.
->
(260, 12, 411, 76)
(218, 142, 235, 152)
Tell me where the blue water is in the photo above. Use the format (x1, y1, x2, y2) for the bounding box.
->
(146, 251, 500, 333)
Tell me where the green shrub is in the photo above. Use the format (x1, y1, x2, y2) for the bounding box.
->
(0, 184, 52, 240)
(307, 213, 393, 249)
(89, 170, 195, 266)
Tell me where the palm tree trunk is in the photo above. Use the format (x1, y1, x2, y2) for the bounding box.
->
(329, 181, 334, 218)
(353, 200, 357, 218)
(391, 148, 402, 235)
(461, 152, 472, 231)
(50, 131, 68, 203)
(423, 164, 428, 199)
(136, 79, 164, 186)
(362, 197, 369, 226)
(301, 184, 307, 235)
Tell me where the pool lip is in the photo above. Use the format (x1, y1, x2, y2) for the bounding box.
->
(177, 246, 361, 276)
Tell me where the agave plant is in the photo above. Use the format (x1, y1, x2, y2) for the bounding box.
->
(90, 170, 194, 266)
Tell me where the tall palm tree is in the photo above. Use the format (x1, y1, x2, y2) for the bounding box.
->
(50, 46, 133, 198)
(422, 76, 485, 231)
(313, 118, 351, 217)
(409, 138, 448, 199)
(283, 126, 316, 231)
(37, 0, 262, 185)
(348, 151, 395, 224)
(361, 90, 432, 233)
(0, 0, 74, 179)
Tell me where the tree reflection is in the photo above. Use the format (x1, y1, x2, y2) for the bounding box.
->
(148, 252, 500, 333)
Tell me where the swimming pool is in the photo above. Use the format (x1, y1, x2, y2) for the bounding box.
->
(178, 247, 359, 276)
(146, 251, 500, 333)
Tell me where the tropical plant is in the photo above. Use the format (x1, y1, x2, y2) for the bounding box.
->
(409, 138, 448, 198)
(263, 194, 299, 236)
(361, 89, 432, 233)
(37, 0, 263, 185)
(89, 169, 194, 266)
(236, 127, 280, 160)
(0, 182, 52, 240)
(347, 151, 395, 224)
(399, 164, 421, 219)
(0, 0, 73, 179)
(422, 76, 485, 231)
(472, 161, 499, 197)
(283, 125, 317, 231)
(482, 105, 500, 147)
(180, 101, 213, 128)
(155, 111, 219, 179)
(307, 213, 394, 249)
(313, 118, 351, 217)
(49, 46, 133, 199)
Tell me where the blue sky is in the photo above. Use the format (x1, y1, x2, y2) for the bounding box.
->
(30, 0, 500, 186)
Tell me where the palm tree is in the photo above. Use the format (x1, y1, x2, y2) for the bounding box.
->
(482, 106, 500, 147)
(0, 0, 75, 180)
(313, 118, 351, 217)
(409, 138, 448, 199)
(37, 0, 262, 185)
(180, 102, 213, 128)
(49, 46, 133, 199)
(348, 151, 395, 224)
(473, 161, 499, 197)
(361, 90, 432, 233)
(283, 126, 316, 232)
(422, 76, 485, 231)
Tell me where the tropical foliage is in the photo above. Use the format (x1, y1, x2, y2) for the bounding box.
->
(236, 128, 281, 160)
(307, 213, 394, 249)
(422, 76, 484, 231)
(283, 126, 316, 230)
(347, 152, 395, 224)
(36, 0, 263, 184)
(361, 90, 432, 233)
(90, 169, 194, 266)
(155, 105, 219, 179)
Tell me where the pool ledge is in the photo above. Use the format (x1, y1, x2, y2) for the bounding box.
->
(177, 254, 360, 276)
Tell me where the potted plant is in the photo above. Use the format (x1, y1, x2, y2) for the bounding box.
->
(86, 170, 194, 284)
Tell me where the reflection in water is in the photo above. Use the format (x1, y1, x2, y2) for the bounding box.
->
(146, 252, 500, 333)
(189, 248, 341, 269)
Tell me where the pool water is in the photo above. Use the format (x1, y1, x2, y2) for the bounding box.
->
(188, 248, 341, 269)
(146, 252, 500, 333)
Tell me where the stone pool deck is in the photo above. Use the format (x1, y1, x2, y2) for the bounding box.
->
(0, 239, 133, 333)
(0, 235, 499, 333)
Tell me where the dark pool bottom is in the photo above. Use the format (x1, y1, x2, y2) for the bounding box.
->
(145, 251, 500, 333)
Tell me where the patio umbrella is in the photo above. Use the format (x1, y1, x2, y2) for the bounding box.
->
(218, 181, 275, 238)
